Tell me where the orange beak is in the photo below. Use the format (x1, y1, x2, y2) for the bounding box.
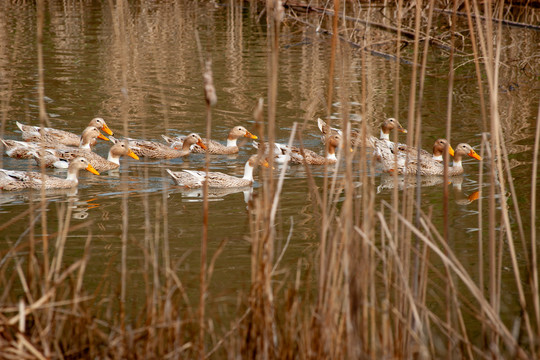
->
(101, 124, 114, 136)
(468, 149, 482, 160)
(468, 191, 480, 202)
(197, 140, 207, 150)
(98, 133, 109, 141)
(448, 145, 455, 157)
(245, 131, 258, 140)
(86, 164, 100, 175)
(128, 150, 139, 160)
(261, 159, 270, 168)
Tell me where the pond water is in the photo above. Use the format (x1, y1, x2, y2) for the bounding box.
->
(0, 0, 538, 329)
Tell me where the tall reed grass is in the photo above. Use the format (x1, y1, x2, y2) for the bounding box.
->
(0, 0, 538, 358)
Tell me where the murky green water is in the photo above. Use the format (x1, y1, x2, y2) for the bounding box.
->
(0, 1, 538, 322)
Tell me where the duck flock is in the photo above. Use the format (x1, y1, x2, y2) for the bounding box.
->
(0, 116, 482, 192)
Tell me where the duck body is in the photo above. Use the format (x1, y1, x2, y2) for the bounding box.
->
(4, 126, 109, 159)
(0, 157, 99, 191)
(2, 126, 109, 163)
(176, 170, 253, 188)
(33, 139, 139, 172)
(374, 138, 454, 169)
(16, 117, 113, 147)
(166, 154, 266, 188)
(1, 139, 44, 159)
(318, 117, 407, 147)
(395, 138, 454, 162)
(275, 144, 336, 165)
(162, 126, 257, 155)
(377, 142, 481, 176)
(256, 134, 342, 165)
(128, 133, 205, 159)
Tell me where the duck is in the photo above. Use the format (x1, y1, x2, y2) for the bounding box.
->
(162, 126, 258, 154)
(317, 117, 407, 146)
(127, 133, 206, 159)
(1, 126, 109, 160)
(377, 138, 455, 165)
(16, 117, 113, 147)
(166, 154, 268, 188)
(1, 139, 44, 159)
(32, 138, 139, 172)
(378, 142, 481, 176)
(255, 134, 343, 165)
(0, 157, 99, 191)
(395, 138, 455, 162)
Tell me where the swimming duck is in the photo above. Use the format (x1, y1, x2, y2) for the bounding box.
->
(256, 134, 343, 165)
(375, 138, 455, 166)
(166, 154, 268, 188)
(317, 117, 407, 146)
(2, 126, 109, 159)
(16, 117, 113, 147)
(32, 138, 139, 171)
(128, 133, 206, 159)
(162, 126, 258, 154)
(394, 138, 455, 162)
(378, 142, 481, 176)
(1, 139, 44, 159)
(0, 157, 99, 191)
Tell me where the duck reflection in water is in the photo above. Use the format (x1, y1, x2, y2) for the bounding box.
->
(376, 173, 480, 205)
(172, 186, 254, 210)
(69, 196, 101, 220)
(0, 187, 101, 220)
(451, 176, 480, 205)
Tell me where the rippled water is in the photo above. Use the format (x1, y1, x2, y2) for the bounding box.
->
(0, 1, 538, 315)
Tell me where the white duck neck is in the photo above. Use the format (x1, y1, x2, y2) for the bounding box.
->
(380, 129, 389, 140)
(107, 150, 121, 165)
(326, 152, 337, 161)
(79, 140, 92, 150)
(226, 138, 238, 147)
(451, 153, 464, 169)
(242, 161, 255, 181)
(326, 143, 338, 161)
